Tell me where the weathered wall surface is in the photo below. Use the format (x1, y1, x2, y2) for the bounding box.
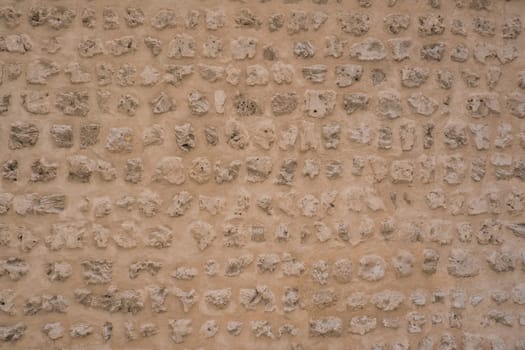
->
(0, 0, 525, 349)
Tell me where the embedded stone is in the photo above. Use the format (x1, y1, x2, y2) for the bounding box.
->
(8, 122, 39, 150)
(349, 38, 386, 61)
(55, 91, 89, 116)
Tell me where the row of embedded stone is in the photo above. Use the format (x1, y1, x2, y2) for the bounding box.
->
(2, 150, 524, 189)
(1, 320, 524, 349)
(2, 33, 521, 72)
(2, 240, 524, 281)
(2, 281, 525, 319)
(0, 186, 523, 227)
(0, 182, 523, 222)
(0, 205, 523, 250)
(6, 118, 525, 154)
(4, 60, 524, 96)
(4, 267, 525, 309)
(0, 286, 524, 343)
(1, 4, 520, 35)
(5, 120, 525, 160)
(5, 89, 525, 123)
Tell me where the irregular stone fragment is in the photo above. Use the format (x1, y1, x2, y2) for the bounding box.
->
(188, 220, 216, 251)
(358, 255, 386, 281)
(128, 261, 161, 279)
(420, 42, 446, 61)
(245, 156, 272, 183)
(309, 317, 342, 337)
(117, 94, 139, 116)
(231, 37, 257, 60)
(0, 289, 16, 315)
(442, 121, 467, 149)
(186, 91, 209, 116)
(96, 90, 111, 112)
(23, 294, 69, 315)
(55, 91, 89, 116)
(21, 91, 50, 114)
(102, 7, 119, 30)
(151, 9, 176, 29)
(30, 158, 58, 182)
(384, 14, 410, 34)
(332, 259, 352, 284)
(423, 248, 439, 274)
(123, 7, 144, 27)
(135, 189, 161, 217)
(271, 62, 294, 84)
(302, 64, 327, 83)
(268, 13, 284, 32)
(78, 37, 104, 58)
(350, 38, 386, 61)
(49, 124, 73, 148)
(204, 288, 231, 309)
(163, 64, 193, 86)
(335, 64, 363, 87)
(167, 34, 195, 59)
(0, 258, 28, 281)
(418, 14, 445, 36)
(0, 7, 21, 28)
(487, 250, 515, 272)
(114, 63, 136, 87)
(251, 320, 274, 339)
(271, 92, 297, 116)
(64, 62, 90, 83)
(144, 36, 162, 56)
(9, 122, 38, 150)
(392, 250, 414, 276)
(143, 225, 172, 249)
(150, 92, 175, 115)
(507, 92, 525, 119)
(202, 35, 223, 58)
(436, 69, 454, 89)
(106, 36, 137, 56)
(45, 261, 72, 282)
(66, 155, 94, 183)
(448, 248, 480, 277)
(343, 93, 369, 115)
(466, 92, 500, 118)
(377, 90, 401, 119)
(42, 322, 64, 340)
(461, 69, 480, 87)
(293, 41, 315, 59)
(408, 93, 438, 116)
(337, 12, 370, 36)
(91, 195, 111, 218)
(204, 8, 224, 30)
(123, 158, 142, 184)
(0, 323, 26, 342)
(26, 59, 59, 84)
(349, 316, 377, 335)
(303, 90, 336, 118)
(388, 38, 412, 61)
(198, 64, 224, 82)
(0, 195, 13, 215)
(187, 157, 211, 184)
(80, 123, 100, 148)
(82, 260, 112, 284)
(401, 67, 429, 88)
(105, 127, 132, 153)
(473, 16, 495, 37)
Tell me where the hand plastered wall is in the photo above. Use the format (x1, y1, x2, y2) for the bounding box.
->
(0, 0, 525, 349)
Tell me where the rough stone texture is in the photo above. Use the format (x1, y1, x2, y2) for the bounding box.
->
(0, 1, 524, 349)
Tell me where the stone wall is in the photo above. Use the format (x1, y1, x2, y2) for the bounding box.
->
(0, 0, 525, 349)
